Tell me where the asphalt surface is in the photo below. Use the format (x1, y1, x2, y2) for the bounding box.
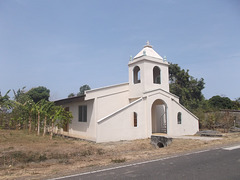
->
(51, 145, 240, 180)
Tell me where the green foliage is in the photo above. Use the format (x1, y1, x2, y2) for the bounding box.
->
(67, 85, 91, 97)
(208, 95, 233, 110)
(232, 97, 240, 110)
(1, 86, 72, 138)
(27, 86, 50, 103)
(0, 90, 13, 129)
(68, 93, 75, 98)
(13, 87, 31, 104)
(77, 85, 91, 96)
(50, 105, 73, 129)
(0, 90, 12, 110)
(169, 63, 205, 110)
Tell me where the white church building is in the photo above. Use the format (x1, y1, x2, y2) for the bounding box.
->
(55, 42, 199, 143)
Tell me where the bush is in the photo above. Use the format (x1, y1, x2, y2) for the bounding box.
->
(111, 158, 126, 163)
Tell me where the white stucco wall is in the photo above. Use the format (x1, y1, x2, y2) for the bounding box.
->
(145, 91, 172, 137)
(142, 60, 169, 92)
(128, 61, 145, 98)
(96, 98, 148, 143)
(96, 91, 130, 120)
(95, 86, 199, 143)
(168, 99, 199, 136)
(128, 56, 169, 98)
(143, 89, 199, 137)
(85, 83, 130, 120)
(63, 99, 96, 141)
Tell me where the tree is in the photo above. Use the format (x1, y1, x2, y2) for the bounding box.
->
(34, 101, 41, 136)
(13, 87, 30, 103)
(68, 93, 75, 98)
(1, 86, 73, 138)
(41, 100, 54, 136)
(49, 105, 72, 139)
(24, 99, 35, 133)
(169, 63, 205, 110)
(27, 86, 50, 103)
(236, 97, 240, 104)
(0, 90, 11, 110)
(232, 97, 240, 110)
(34, 99, 51, 136)
(77, 85, 91, 96)
(208, 95, 233, 110)
(0, 90, 12, 128)
(12, 87, 35, 130)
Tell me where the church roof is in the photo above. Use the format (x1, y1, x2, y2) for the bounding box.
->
(133, 41, 163, 60)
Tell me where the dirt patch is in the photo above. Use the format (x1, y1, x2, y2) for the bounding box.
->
(1, 130, 240, 180)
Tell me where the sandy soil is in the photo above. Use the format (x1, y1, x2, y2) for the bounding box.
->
(0, 130, 240, 180)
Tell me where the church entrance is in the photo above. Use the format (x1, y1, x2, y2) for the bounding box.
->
(151, 99, 168, 134)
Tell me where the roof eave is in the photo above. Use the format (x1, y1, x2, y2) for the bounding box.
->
(54, 95, 85, 105)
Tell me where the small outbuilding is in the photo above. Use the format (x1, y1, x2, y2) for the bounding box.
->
(55, 42, 199, 142)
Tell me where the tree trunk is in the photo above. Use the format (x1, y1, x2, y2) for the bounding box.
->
(28, 113, 32, 134)
(50, 120, 54, 140)
(37, 111, 40, 136)
(43, 116, 47, 136)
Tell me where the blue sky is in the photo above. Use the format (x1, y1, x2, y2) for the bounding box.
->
(0, 0, 239, 101)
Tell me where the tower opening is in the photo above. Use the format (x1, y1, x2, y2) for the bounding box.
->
(133, 66, 141, 84)
(153, 66, 161, 84)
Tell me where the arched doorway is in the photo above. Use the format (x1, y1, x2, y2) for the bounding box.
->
(151, 99, 168, 134)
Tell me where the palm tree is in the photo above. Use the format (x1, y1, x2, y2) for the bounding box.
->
(41, 100, 54, 136)
(0, 90, 11, 109)
(0, 90, 12, 128)
(35, 100, 45, 136)
(25, 100, 35, 133)
(49, 105, 73, 139)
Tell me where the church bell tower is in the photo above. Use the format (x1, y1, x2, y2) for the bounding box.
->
(128, 42, 169, 98)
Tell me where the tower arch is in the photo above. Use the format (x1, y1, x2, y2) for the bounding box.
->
(133, 66, 141, 84)
(151, 99, 168, 134)
(153, 66, 161, 84)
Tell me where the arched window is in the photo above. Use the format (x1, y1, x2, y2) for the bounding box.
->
(177, 112, 182, 124)
(153, 66, 161, 84)
(134, 112, 137, 127)
(133, 66, 141, 84)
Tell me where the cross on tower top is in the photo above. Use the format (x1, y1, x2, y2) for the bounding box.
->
(144, 40, 153, 48)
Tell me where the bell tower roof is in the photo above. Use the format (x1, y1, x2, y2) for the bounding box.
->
(133, 41, 163, 60)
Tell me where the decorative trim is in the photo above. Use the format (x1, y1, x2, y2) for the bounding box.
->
(144, 88, 179, 99)
(86, 82, 129, 94)
(148, 92, 170, 99)
(97, 90, 129, 99)
(97, 97, 143, 123)
(129, 56, 168, 66)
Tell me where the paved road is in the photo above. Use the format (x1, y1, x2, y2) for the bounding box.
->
(52, 145, 240, 180)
